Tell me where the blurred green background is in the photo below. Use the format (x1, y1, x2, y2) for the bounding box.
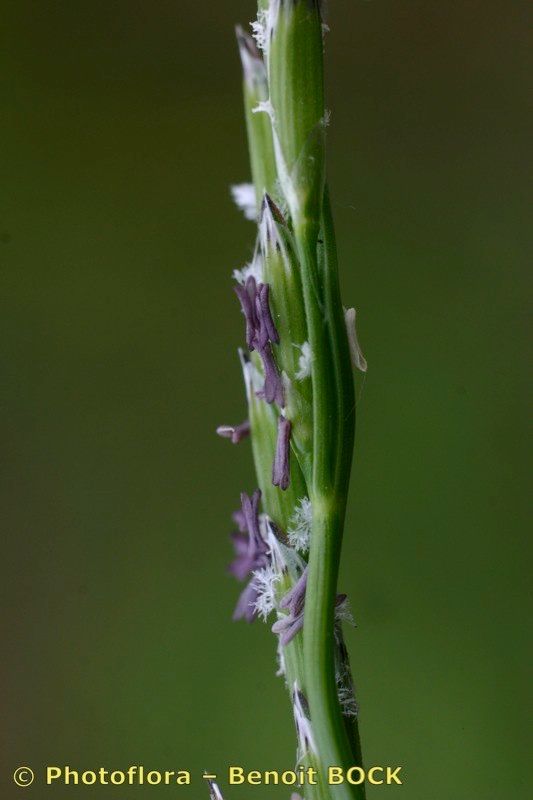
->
(1, 1, 530, 798)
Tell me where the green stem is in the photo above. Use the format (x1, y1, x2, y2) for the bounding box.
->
(321, 187, 364, 769)
(296, 210, 364, 799)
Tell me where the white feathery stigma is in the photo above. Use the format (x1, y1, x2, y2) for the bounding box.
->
(250, 9, 268, 51)
(294, 341, 313, 381)
(252, 564, 280, 621)
(288, 497, 313, 552)
(276, 637, 286, 679)
(230, 183, 257, 221)
(337, 683, 358, 718)
(335, 595, 355, 627)
(253, 0, 282, 61)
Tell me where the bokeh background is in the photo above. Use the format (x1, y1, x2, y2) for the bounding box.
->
(2, 1, 530, 798)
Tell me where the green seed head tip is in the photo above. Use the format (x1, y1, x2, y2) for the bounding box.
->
(237, 21, 277, 204)
(265, 0, 325, 225)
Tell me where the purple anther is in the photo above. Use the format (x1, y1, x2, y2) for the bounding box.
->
(259, 344, 284, 406)
(256, 283, 279, 346)
(240, 489, 264, 547)
(228, 531, 254, 581)
(272, 567, 308, 645)
(234, 276, 283, 406)
(232, 580, 260, 623)
(228, 490, 270, 623)
(216, 420, 251, 444)
(280, 567, 308, 616)
(271, 613, 305, 645)
(234, 277, 259, 350)
(232, 508, 247, 533)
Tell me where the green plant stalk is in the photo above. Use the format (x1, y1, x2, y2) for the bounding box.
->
(321, 188, 364, 769)
(295, 220, 364, 800)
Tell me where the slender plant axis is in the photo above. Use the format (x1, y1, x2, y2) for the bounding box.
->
(217, 3, 368, 798)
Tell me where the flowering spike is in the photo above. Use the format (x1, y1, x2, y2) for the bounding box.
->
(227, 0, 366, 789)
(272, 414, 292, 490)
